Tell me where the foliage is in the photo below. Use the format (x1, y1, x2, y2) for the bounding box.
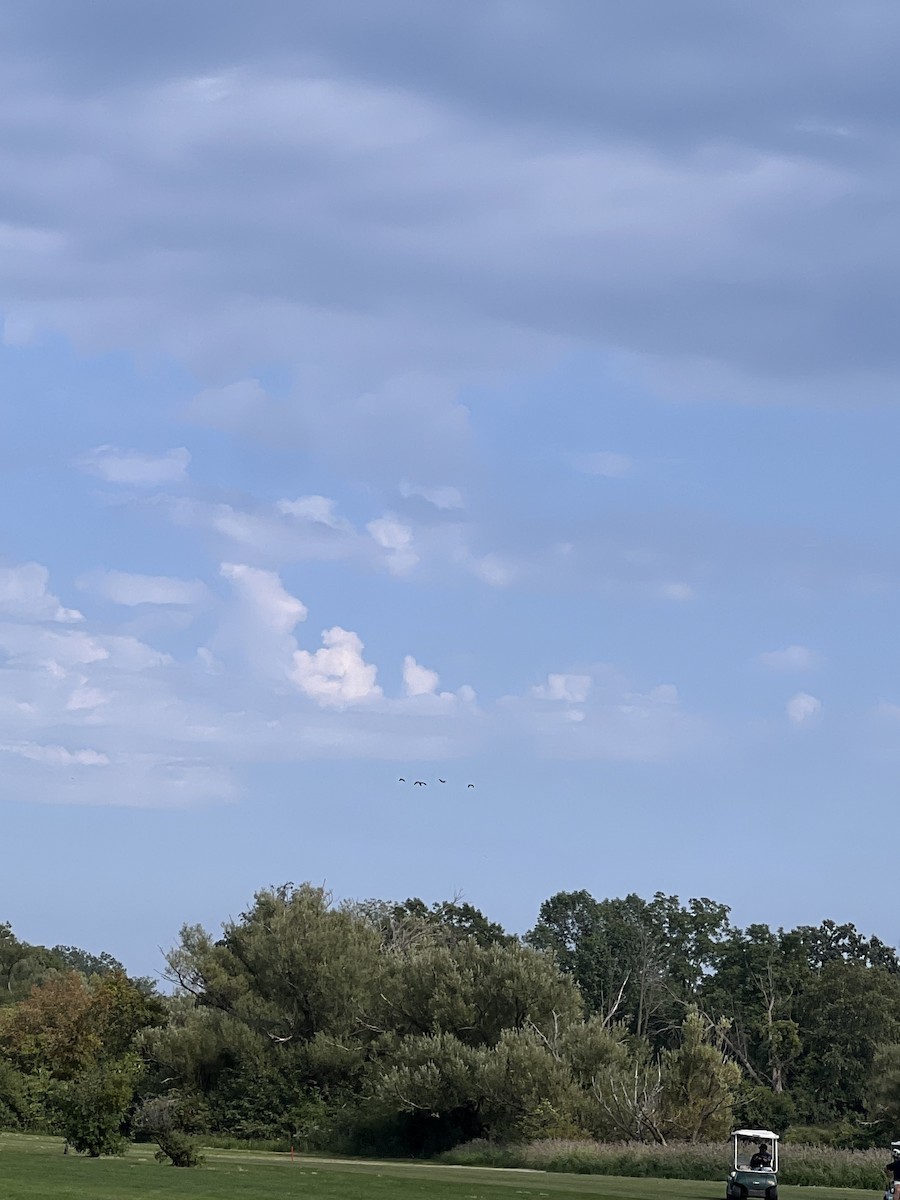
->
(4, 883, 900, 1159)
(527, 891, 730, 1041)
(134, 1093, 204, 1166)
(660, 1010, 740, 1141)
(52, 1056, 141, 1156)
(0, 958, 164, 1149)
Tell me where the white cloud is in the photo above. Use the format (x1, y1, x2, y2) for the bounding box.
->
(219, 562, 380, 708)
(787, 692, 821, 725)
(0, 623, 109, 668)
(0, 741, 109, 767)
(367, 517, 419, 576)
(186, 378, 268, 428)
(403, 655, 440, 697)
(291, 627, 382, 708)
(276, 495, 352, 530)
(507, 669, 705, 762)
(575, 451, 633, 479)
(218, 562, 308, 681)
(532, 673, 593, 704)
(399, 481, 464, 510)
(0, 563, 83, 623)
(760, 644, 818, 671)
(166, 496, 362, 564)
(66, 683, 111, 712)
(78, 445, 191, 486)
(659, 582, 695, 602)
(83, 570, 207, 607)
(0, 556, 716, 805)
(220, 563, 307, 632)
(471, 554, 516, 588)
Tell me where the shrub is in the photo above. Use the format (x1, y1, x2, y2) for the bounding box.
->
(135, 1095, 204, 1168)
(52, 1059, 138, 1157)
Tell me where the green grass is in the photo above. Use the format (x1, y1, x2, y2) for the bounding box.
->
(0, 1133, 885, 1200)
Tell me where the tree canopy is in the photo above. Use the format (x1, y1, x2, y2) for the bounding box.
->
(1, 884, 898, 1156)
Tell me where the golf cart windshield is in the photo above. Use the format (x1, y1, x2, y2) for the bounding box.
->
(732, 1128, 779, 1173)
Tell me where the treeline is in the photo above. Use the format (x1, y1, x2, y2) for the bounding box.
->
(2, 886, 900, 1162)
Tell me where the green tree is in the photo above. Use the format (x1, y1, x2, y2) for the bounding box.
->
(375, 936, 581, 1046)
(373, 1027, 580, 1147)
(794, 961, 900, 1120)
(589, 1033, 667, 1143)
(53, 1056, 140, 1156)
(700, 924, 807, 1096)
(49, 945, 125, 978)
(167, 884, 383, 1047)
(0, 924, 58, 1007)
(660, 1008, 741, 1141)
(869, 1042, 900, 1127)
(528, 890, 730, 1042)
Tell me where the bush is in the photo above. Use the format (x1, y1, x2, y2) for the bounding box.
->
(52, 1060, 138, 1157)
(135, 1095, 204, 1168)
(154, 1129, 202, 1168)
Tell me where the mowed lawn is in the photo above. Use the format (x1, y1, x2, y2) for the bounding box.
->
(0, 1134, 879, 1200)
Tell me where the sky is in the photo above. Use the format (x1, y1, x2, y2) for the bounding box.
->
(3, 0, 900, 979)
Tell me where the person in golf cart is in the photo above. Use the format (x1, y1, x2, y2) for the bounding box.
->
(884, 1143, 900, 1200)
(750, 1144, 773, 1171)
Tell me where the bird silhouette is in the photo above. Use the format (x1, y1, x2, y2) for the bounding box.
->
(438, 778, 446, 784)
(467, 783, 475, 788)
(398, 777, 406, 782)
(414, 780, 427, 786)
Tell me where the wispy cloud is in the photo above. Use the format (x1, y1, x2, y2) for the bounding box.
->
(366, 517, 419, 576)
(78, 446, 191, 486)
(787, 692, 822, 725)
(399, 481, 464, 510)
(81, 570, 207, 607)
(760, 645, 819, 671)
(0, 563, 83, 623)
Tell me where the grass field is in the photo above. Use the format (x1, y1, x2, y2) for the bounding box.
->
(0, 1133, 883, 1200)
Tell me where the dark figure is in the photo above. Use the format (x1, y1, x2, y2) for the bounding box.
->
(885, 1147, 900, 1200)
(398, 777, 405, 782)
(438, 778, 446, 783)
(467, 783, 475, 788)
(414, 780, 427, 786)
(750, 1145, 772, 1171)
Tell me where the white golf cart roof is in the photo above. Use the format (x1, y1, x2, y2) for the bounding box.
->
(732, 1129, 779, 1141)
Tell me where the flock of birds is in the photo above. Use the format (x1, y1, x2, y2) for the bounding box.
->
(398, 777, 475, 788)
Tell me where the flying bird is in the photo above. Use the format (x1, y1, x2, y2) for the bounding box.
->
(467, 783, 475, 788)
(414, 780, 427, 786)
(398, 778, 406, 782)
(438, 778, 446, 784)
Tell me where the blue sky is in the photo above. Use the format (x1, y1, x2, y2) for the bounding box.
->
(3, 0, 900, 978)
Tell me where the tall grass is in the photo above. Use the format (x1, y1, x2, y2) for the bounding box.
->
(198, 1133, 291, 1153)
(440, 1138, 889, 1188)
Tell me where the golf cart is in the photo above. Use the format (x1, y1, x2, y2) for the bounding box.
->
(726, 1129, 779, 1200)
